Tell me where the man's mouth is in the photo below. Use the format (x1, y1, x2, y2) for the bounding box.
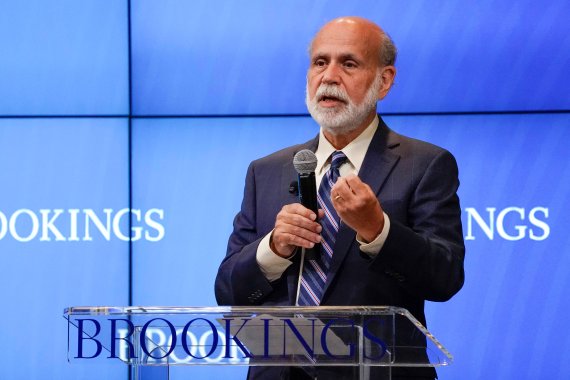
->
(318, 95, 346, 106)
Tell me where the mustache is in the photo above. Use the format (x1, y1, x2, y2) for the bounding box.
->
(314, 84, 349, 103)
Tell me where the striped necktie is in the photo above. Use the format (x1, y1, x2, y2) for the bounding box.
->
(298, 151, 347, 306)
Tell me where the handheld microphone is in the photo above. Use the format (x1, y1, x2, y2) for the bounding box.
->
(293, 149, 319, 260)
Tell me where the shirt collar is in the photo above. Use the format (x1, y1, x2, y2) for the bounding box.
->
(315, 115, 379, 175)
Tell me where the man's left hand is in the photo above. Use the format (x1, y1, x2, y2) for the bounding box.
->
(330, 174, 384, 243)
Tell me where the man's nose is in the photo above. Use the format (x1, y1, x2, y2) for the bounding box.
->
(321, 63, 341, 85)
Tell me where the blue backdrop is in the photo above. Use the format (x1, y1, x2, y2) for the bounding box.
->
(0, 1, 569, 379)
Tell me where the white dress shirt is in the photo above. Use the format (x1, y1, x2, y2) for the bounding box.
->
(256, 116, 391, 281)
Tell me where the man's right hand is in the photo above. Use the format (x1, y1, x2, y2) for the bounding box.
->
(270, 203, 323, 258)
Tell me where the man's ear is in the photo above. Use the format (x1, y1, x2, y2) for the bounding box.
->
(377, 66, 396, 100)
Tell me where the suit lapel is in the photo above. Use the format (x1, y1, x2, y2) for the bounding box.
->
(322, 118, 401, 299)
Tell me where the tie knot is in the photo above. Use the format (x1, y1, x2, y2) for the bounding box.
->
(330, 151, 347, 171)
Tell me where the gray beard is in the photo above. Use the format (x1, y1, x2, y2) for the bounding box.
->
(305, 74, 382, 136)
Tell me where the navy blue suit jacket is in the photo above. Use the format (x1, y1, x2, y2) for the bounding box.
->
(215, 118, 465, 379)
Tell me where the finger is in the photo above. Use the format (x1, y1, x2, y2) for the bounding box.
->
(343, 174, 359, 194)
(271, 230, 316, 255)
(331, 178, 356, 202)
(280, 232, 320, 249)
(344, 175, 369, 194)
(281, 203, 318, 221)
(330, 189, 349, 213)
(275, 223, 322, 245)
(277, 212, 322, 233)
(331, 191, 347, 205)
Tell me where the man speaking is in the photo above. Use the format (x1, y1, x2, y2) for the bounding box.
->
(215, 16, 465, 380)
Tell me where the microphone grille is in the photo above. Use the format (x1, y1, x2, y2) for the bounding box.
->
(293, 149, 318, 174)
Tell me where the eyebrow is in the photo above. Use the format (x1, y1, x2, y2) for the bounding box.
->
(312, 52, 362, 62)
(338, 53, 360, 62)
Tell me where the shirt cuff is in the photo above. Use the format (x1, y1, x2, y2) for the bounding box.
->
(356, 212, 391, 258)
(256, 231, 294, 281)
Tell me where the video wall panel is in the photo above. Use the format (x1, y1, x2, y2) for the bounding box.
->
(0, 0, 129, 115)
(386, 113, 570, 379)
(131, 0, 570, 115)
(130, 117, 318, 306)
(131, 113, 570, 380)
(0, 118, 129, 379)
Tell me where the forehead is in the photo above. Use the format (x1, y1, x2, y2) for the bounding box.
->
(310, 22, 378, 62)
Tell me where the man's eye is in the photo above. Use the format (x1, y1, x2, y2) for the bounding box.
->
(314, 59, 326, 67)
(344, 61, 357, 68)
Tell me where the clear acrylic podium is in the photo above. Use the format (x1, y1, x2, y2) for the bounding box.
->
(65, 306, 452, 380)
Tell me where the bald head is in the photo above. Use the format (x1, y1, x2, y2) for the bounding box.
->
(310, 17, 397, 67)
